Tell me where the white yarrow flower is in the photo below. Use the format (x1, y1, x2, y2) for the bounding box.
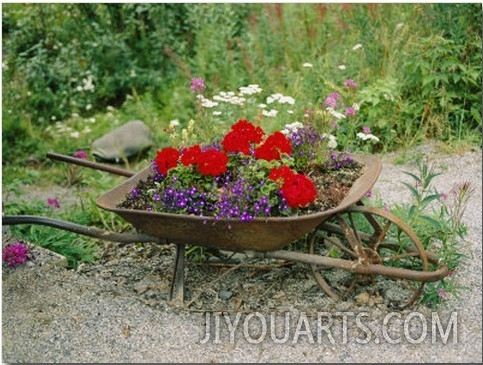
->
(262, 109, 278, 117)
(357, 132, 380, 142)
(169, 119, 180, 128)
(326, 107, 347, 120)
(352, 43, 363, 51)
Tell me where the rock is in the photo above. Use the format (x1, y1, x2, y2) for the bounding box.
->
(218, 290, 233, 300)
(91, 120, 155, 163)
(354, 291, 370, 305)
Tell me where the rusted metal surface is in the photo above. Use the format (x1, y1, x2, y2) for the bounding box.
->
(96, 154, 382, 252)
(47, 152, 135, 177)
(262, 249, 448, 283)
(2, 215, 162, 244)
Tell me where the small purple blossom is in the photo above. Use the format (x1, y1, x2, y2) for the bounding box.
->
(323, 93, 339, 108)
(190, 77, 206, 93)
(436, 289, 446, 298)
(345, 79, 358, 88)
(345, 107, 357, 117)
(73, 150, 87, 159)
(3, 241, 30, 267)
(362, 126, 372, 134)
(47, 197, 60, 209)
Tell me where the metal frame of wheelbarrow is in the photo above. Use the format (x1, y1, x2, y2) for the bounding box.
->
(2, 152, 448, 308)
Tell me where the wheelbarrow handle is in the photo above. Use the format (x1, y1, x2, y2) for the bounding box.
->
(2, 215, 164, 245)
(46, 152, 135, 177)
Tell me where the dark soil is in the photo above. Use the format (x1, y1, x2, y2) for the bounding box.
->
(117, 158, 364, 215)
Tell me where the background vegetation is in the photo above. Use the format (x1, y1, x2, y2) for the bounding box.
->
(2, 4, 482, 305)
(2, 3, 481, 168)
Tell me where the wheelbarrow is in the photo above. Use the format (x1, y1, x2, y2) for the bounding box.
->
(3, 152, 449, 309)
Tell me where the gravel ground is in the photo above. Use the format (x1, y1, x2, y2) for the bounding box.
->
(2, 145, 482, 363)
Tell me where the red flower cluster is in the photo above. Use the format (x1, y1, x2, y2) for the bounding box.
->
(221, 119, 265, 154)
(255, 131, 293, 162)
(153, 119, 317, 209)
(155, 145, 228, 177)
(269, 166, 317, 208)
(196, 149, 229, 176)
(155, 147, 180, 175)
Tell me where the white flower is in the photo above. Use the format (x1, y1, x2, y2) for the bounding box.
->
(352, 103, 360, 111)
(83, 75, 95, 92)
(323, 133, 338, 149)
(258, 103, 267, 109)
(238, 84, 262, 95)
(198, 95, 219, 108)
(267, 93, 295, 105)
(281, 121, 304, 135)
(262, 109, 278, 117)
(70, 131, 80, 139)
(328, 137, 338, 149)
(266, 94, 281, 104)
(212, 111, 222, 116)
(338, 65, 346, 70)
(169, 119, 180, 128)
(302, 62, 313, 68)
(278, 96, 295, 105)
(352, 43, 363, 51)
(326, 107, 346, 120)
(357, 132, 380, 142)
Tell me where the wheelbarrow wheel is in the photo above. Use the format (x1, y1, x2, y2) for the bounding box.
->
(308, 205, 430, 309)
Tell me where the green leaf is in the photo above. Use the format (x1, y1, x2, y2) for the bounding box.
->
(419, 215, 442, 230)
(402, 170, 421, 183)
(401, 182, 420, 200)
(420, 194, 440, 207)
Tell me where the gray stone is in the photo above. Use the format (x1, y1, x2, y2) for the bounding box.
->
(92, 120, 155, 162)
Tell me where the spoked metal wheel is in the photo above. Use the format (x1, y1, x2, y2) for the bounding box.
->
(308, 205, 431, 309)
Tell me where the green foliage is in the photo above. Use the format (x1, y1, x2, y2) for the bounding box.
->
(4, 192, 100, 269)
(3, 3, 482, 167)
(386, 157, 475, 307)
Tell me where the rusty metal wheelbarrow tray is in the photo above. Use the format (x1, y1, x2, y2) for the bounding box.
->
(95, 154, 381, 253)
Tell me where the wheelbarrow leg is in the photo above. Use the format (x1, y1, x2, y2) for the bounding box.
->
(169, 244, 185, 306)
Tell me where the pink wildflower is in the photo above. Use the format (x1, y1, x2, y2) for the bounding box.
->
(362, 126, 372, 134)
(73, 150, 87, 159)
(345, 107, 356, 117)
(345, 79, 358, 88)
(2, 241, 30, 267)
(47, 197, 60, 209)
(190, 77, 206, 93)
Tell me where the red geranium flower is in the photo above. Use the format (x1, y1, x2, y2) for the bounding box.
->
(154, 147, 180, 175)
(222, 119, 265, 154)
(280, 173, 317, 208)
(181, 144, 202, 166)
(197, 149, 229, 176)
(255, 131, 292, 161)
(268, 166, 293, 185)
